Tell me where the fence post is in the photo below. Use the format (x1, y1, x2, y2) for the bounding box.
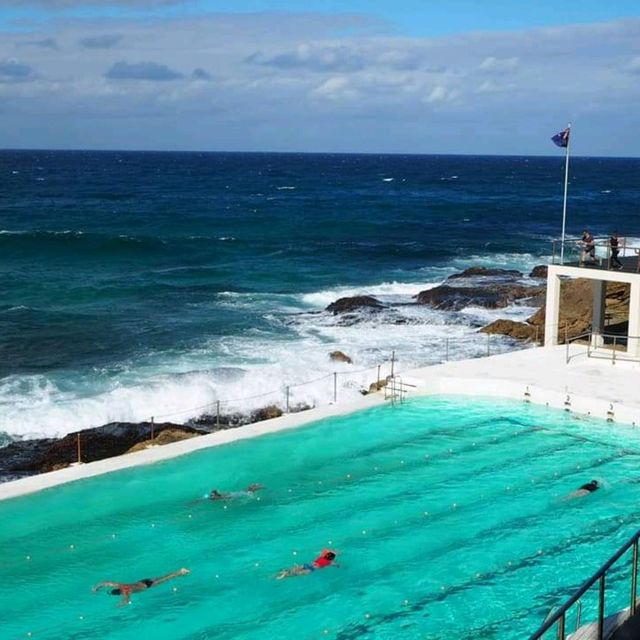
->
(377, 364, 381, 386)
(216, 401, 220, 429)
(150, 416, 155, 441)
(613, 337, 617, 365)
(333, 372, 337, 403)
(631, 540, 638, 615)
(285, 386, 290, 413)
(557, 612, 566, 640)
(445, 338, 449, 361)
(76, 432, 82, 464)
(486, 333, 490, 357)
(390, 351, 395, 378)
(598, 574, 605, 640)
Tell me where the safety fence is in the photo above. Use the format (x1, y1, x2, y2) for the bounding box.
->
(62, 333, 532, 465)
(551, 236, 640, 272)
(529, 527, 640, 640)
(565, 331, 640, 365)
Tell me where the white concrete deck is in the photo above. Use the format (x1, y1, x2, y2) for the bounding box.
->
(1, 344, 639, 501)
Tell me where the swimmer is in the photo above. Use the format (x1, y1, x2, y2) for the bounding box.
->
(208, 483, 263, 501)
(92, 568, 190, 606)
(276, 549, 339, 579)
(566, 479, 600, 500)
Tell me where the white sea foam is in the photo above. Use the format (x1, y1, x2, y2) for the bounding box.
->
(300, 280, 440, 309)
(277, 186, 296, 190)
(0, 255, 540, 439)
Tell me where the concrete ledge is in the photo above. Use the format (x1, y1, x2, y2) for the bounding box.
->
(2, 345, 640, 502)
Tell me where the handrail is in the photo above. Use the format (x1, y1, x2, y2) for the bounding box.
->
(550, 237, 640, 271)
(528, 529, 640, 639)
(565, 330, 640, 365)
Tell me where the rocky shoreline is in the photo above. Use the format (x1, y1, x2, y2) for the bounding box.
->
(1, 264, 629, 485)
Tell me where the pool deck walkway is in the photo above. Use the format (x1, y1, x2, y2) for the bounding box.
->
(1, 344, 639, 501)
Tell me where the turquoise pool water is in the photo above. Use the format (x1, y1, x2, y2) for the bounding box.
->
(2, 396, 640, 640)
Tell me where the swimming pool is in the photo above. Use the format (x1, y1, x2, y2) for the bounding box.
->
(2, 396, 640, 639)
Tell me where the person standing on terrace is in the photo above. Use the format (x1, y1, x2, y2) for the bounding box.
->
(610, 232, 623, 269)
(580, 230, 596, 266)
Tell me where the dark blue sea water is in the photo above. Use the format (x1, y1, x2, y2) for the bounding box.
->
(1, 151, 639, 438)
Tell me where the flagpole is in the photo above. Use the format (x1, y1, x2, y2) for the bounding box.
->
(560, 122, 571, 264)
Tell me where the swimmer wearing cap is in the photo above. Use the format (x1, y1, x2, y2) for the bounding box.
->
(92, 568, 190, 606)
(566, 479, 600, 500)
(276, 549, 339, 579)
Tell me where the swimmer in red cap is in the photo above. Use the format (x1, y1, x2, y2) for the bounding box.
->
(276, 549, 339, 579)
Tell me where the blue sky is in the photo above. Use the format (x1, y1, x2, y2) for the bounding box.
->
(1, 1, 639, 154)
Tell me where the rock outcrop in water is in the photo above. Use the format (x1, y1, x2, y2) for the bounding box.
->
(414, 268, 542, 312)
(329, 350, 352, 364)
(325, 295, 383, 314)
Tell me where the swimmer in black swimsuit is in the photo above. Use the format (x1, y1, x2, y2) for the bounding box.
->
(566, 479, 600, 500)
(92, 568, 190, 606)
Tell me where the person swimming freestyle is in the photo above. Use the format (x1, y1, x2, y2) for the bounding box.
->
(276, 550, 339, 579)
(566, 479, 600, 500)
(92, 568, 190, 606)
(208, 483, 263, 501)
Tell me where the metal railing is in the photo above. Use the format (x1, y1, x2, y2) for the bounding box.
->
(565, 331, 640, 365)
(57, 331, 534, 468)
(529, 528, 640, 640)
(551, 237, 640, 272)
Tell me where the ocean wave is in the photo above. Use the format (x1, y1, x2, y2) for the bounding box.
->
(300, 280, 442, 309)
(0, 303, 528, 440)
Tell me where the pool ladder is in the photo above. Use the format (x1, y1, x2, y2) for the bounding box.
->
(384, 376, 414, 405)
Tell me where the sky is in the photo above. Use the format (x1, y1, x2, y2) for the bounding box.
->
(1, 1, 639, 155)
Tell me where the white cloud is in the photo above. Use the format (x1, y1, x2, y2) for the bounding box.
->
(0, 14, 638, 154)
(311, 76, 359, 100)
(478, 56, 519, 74)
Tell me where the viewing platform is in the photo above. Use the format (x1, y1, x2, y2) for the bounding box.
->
(544, 237, 640, 359)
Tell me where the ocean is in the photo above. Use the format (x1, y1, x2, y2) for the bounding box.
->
(1, 151, 639, 441)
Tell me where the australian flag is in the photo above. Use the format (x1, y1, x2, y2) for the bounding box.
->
(551, 127, 570, 148)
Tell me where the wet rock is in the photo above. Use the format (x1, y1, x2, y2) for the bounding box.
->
(415, 284, 541, 311)
(329, 350, 352, 364)
(250, 405, 283, 422)
(529, 265, 548, 278)
(0, 421, 206, 478)
(326, 295, 383, 315)
(448, 267, 523, 280)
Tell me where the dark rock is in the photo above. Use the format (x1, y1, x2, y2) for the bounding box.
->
(529, 265, 548, 278)
(448, 267, 523, 280)
(329, 350, 352, 364)
(415, 284, 542, 311)
(0, 437, 57, 481)
(326, 295, 383, 315)
(4, 421, 206, 476)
